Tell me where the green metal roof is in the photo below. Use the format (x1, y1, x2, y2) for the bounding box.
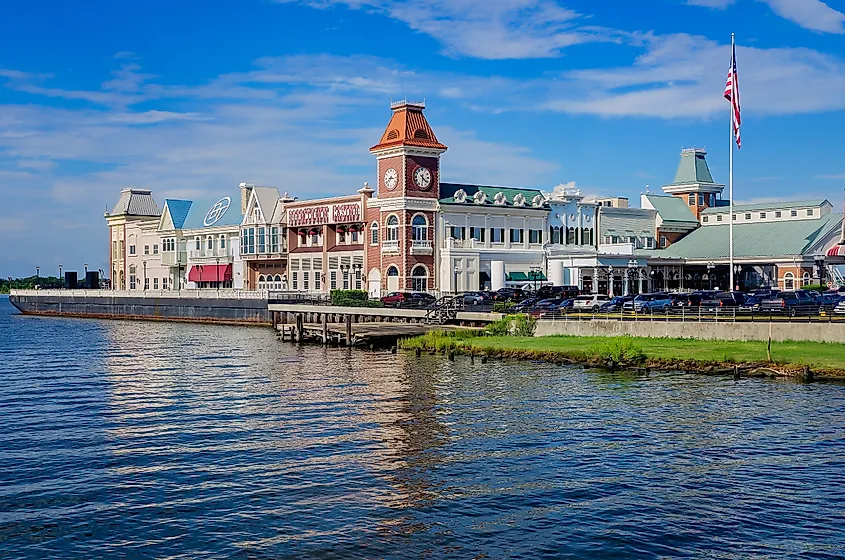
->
(701, 199, 831, 215)
(439, 182, 547, 208)
(661, 213, 843, 259)
(666, 149, 718, 186)
(506, 271, 547, 281)
(644, 195, 699, 225)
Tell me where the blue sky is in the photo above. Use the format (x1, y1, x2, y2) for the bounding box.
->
(1, 0, 845, 277)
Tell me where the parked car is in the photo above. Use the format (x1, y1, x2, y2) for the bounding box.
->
(559, 298, 575, 311)
(599, 296, 634, 313)
(700, 291, 747, 311)
(760, 290, 820, 315)
(738, 294, 767, 313)
(460, 291, 488, 306)
(380, 292, 435, 308)
(677, 291, 718, 307)
(820, 292, 844, 311)
(536, 285, 580, 300)
(529, 300, 563, 318)
(493, 288, 527, 302)
(572, 294, 612, 312)
(512, 297, 540, 312)
(623, 293, 673, 313)
(835, 300, 845, 315)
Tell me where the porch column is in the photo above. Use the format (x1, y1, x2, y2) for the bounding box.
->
(638, 271, 644, 294)
(593, 267, 599, 294)
(491, 260, 505, 291)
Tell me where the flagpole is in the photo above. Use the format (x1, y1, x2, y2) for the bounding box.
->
(729, 32, 735, 292)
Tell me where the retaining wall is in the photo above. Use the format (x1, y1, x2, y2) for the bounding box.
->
(9, 294, 270, 325)
(535, 319, 845, 344)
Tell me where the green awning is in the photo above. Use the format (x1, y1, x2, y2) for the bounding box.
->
(506, 271, 546, 282)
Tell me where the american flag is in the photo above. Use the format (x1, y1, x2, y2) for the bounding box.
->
(724, 41, 741, 148)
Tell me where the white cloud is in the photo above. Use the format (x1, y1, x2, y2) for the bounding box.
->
(277, 0, 614, 59)
(816, 174, 845, 180)
(759, 0, 845, 34)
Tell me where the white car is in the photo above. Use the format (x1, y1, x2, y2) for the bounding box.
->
(572, 294, 612, 312)
(835, 300, 845, 315)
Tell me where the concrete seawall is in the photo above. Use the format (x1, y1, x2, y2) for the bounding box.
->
(535, 319, 845, 344)
(9, 294, 271, 325)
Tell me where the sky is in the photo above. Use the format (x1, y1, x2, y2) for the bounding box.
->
(1, 0, 845, 277)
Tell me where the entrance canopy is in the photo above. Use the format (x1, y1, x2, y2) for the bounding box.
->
(188, 264, 232, 282)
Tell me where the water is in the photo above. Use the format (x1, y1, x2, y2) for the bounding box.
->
(1, 297, 844, 559)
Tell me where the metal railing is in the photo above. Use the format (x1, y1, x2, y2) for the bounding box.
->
(531, 305, 845, 323)
(381, 240, 400, 252)
(188, 248, 233, 259)
(10, 289, 270, 299)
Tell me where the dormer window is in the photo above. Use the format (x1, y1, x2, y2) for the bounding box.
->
(807, 209, 814, 216)
(688, 194, 695, 206)
(775, 211, 782, 218)
(791, 210, 798, 217)
(703, 216, 709, 223)
(745, 213, 751, 220)
(253, 208, 261, 222)
(760, 212, 766, 219)
(717, 215, 723, 222)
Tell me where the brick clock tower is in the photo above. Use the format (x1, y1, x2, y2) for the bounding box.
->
(367, 101, 447, 293)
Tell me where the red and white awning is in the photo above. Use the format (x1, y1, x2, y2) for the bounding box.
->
(188, 264, 232, 282)
(827, 244, 845, 257)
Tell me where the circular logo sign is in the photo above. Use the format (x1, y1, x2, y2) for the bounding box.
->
(204, 197, 231, 227)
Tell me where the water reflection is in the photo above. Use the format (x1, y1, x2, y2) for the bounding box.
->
(1, 299, 845, 559)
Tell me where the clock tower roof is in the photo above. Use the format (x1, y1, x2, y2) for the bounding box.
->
(370, 101, 447, 153)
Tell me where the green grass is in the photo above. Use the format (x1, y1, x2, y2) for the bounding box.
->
(467, 335, 845, 371)
(400, 331, 845, 373)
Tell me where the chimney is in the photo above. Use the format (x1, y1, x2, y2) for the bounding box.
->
(240, 182, 253, 214)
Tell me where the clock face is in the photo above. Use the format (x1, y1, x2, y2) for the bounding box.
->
(413, 166, 432, 190)
(383, 167, 398, 191)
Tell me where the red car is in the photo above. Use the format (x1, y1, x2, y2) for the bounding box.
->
(380, 292, 436, 308)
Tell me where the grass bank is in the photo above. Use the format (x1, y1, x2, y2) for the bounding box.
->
(399, 331, 845, 380)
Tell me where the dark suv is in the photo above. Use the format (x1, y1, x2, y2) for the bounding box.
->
(536, 285, 580, 300)
(760, 290, 820, 315)
(493, 288, 527, 302)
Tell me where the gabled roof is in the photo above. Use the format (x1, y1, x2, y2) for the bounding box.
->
(644, 194, 699, 226)
(701, 199, 831, 214)
(181, 196, 243, 230)
(662, 213, 843, 259)
(370, 101, 447, 152)
(439, 182, 548, 208)
(600, 207, 656, 237)
(109, 188, 160, 217)
(669, 149, 715, 185)
(249, 186, 282, 224)
(164, 199, 192, 229)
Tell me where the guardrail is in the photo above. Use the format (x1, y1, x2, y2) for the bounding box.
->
(532, 306, 845, 323)
(10, 289, 270, 299)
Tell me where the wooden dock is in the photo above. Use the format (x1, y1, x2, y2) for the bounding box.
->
(277, 318, 438, 347)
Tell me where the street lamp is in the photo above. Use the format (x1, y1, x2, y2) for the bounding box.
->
(215, 257, 220, 295)
(143, 261, 147, 292)
(453, 264, 460, 294)
(529, 265, 542, 293)
(35, 266, 40, 289)
(607, 265, 614, 296)
(733, 264, 742, 292)
(198, 265, 203, 290)
(706, 261, 715, 290)
(84, 263, 88, 288)
(627, 259, 638, 295)
(59, 264, 63, 289)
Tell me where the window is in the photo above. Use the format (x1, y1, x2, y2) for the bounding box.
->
(760, 212, 766, 219)
(688, 194, 696, 206)
(745, 213, 751, 220)
(470, 227, 485, 242)
(315, 271, 321, 291)
(330, 270, 337, 290)
(310, 232, 320, 246)
(292, 271, 298, 290)
(566, 227, 576, 245)
(783, 272, 795, 290)
(386, 215, 399, 242)
(412, 215, 427, 241)
(660, 236, 668, 248)
(207, 237, 213, 250)
(195, 237, 201, 251)
(338, 230, 347, 244)
(258, 227, 266, 253)
(220, 235, 226, 250)
(303, 271, 310, 291)
(351, 230, 359, 243)
(144, 277, 149, 290)
(241, 227, 256, 254)
(253, 207, 261, 222)
(371, 223, 379, 245)
(141, 245, 147, 255)
(449, 226, 465, 240)
(802, 272, 811, 286)
(807, 209, 814, 216)
(699, 194, 705, 206)
(510, 229, 524, 243)
(153, 244, 158, 255)
(791, 210, 798, 217)
(703, 216, 709, 223)
(355, 268, 362, 290)
(153, 278, 159, 290)
(490, 228, 505, 243)
(551, 226, 561, 244)
(529, 229, 542, 244)
(343, 269, 350, 290)
(717, 215, 723, 222)
(775, 211, 782, 218)
(270, 227, 279, 253)
(581, 228, 593, 246)
(129, 266, 137, 290)
(411, 265, 428, 292)
(732, 214, 737, 221)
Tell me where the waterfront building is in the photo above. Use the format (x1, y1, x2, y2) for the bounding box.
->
(239, 184, 292, 291)
(105, 188, 167, 291)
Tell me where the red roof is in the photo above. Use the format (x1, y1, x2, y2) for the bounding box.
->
(188, 264, 232, 282)
(370, 102, 447, 153)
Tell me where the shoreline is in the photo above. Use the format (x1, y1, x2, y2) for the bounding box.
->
(398, 331, 845, 382)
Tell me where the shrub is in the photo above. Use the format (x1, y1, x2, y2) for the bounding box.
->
(484, 317, 511, 336)
(803, 284, 827, 293)
(587, 337, 646, 367)
(492, 301, 516, 314)
(330, 290, 381, 307)
(483, 314, 537, 337)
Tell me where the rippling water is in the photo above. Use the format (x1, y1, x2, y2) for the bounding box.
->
(1, 297, 844, 559)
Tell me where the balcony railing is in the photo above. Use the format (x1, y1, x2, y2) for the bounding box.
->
(188, 248, 233, 260)
(410, 239, 433, 254)
(381, 240, 400, 253)
(161, 251, 188, 266)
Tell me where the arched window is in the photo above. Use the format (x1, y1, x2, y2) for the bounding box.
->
(258, 274, 266, 289)
(802, 272, 811, 286)
(566, 227, 576, 245)
(274, 274, 282, 290)
(371, 222, 379, 245)
(207, 236, 213, 250)
(553, 227, 561, 244)
(411, 214, 427, 241)
(411, 265, 428, 292)
(219, 235, 226, 249)
(386, 215, 399, 242)
(387, 266, 399, 276)
(195, 236, 201, 251)
(784, 272, 795, 290)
